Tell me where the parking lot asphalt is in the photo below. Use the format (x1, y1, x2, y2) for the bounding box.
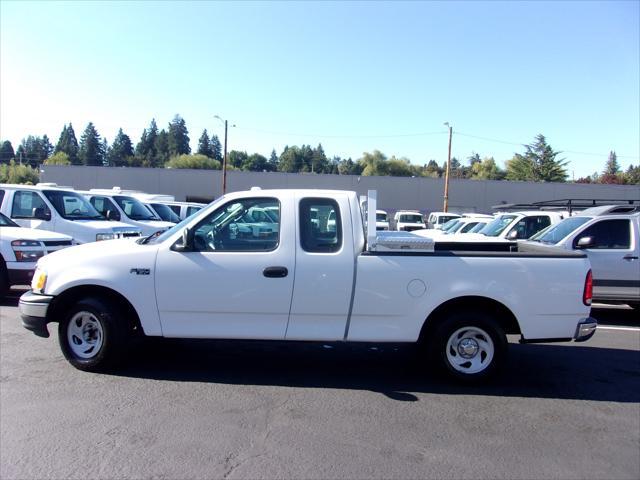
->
(1, 289, 639, 480)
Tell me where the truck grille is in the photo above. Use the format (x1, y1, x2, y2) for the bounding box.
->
(43, 240, 73, 247)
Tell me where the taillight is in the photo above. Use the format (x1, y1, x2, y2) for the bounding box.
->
(583, 270, 593, 306)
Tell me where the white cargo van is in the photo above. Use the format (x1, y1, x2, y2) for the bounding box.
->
(0, 184, 141, 244)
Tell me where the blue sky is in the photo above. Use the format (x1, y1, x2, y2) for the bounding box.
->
(1, 1, 639, 179)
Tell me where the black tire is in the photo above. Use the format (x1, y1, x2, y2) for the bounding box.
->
(0, 258, 9, 300)
(58, 296, 128, 372)
(428, 312, 507, 383)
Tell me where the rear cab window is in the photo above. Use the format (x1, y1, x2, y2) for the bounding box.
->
(299, 198, 342, 253)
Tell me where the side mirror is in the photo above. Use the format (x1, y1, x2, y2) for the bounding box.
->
(32, 207, 51, 221)
(507, 230, 519, 240)
(172, 228, 193, 252)
(576, 236, 595, 249)
(106, 210, 120, 221)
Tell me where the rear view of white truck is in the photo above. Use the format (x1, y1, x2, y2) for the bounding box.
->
(19, 189, 595, 383)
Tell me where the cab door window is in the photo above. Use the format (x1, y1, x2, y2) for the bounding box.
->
(90, 196, 119, 219)
(191, 198, 280, 252)
(299, 198, 342, 253)
(11, 191, 50, 219)
(511, 215, 551, 239)
(574, 219, 631, 249)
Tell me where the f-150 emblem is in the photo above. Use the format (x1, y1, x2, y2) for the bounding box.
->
(130, 268, 150, 275)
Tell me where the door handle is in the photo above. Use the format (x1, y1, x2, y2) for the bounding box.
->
(263, 266, 288, 278)
(623, 255, 639, 261)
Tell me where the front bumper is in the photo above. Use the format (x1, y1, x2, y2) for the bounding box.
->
(574, 317, 597, 342)
(19, 290, 54, 338)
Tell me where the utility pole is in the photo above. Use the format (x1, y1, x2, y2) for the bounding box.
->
(443, 122, 453, 212)
(222, 119, 228, 195)
(214, 115, 234, 195)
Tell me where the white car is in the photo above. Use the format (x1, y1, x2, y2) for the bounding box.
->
(0, 212, 72, 296)
(528, 207, 640, 309)
(447, 211, 564, 242)
(393, 210, 425, 231)
(82, 188, 174, 237)
(0, 183, 141, 243)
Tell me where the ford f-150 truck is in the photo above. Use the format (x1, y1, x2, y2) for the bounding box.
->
(19, 189, 596, 382)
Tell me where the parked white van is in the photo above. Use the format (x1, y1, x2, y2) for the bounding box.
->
(0, 183, 142, 243)
(376, 210, 390, 231)
(82, 188, 174, 236)
(393, 210, 425, 231)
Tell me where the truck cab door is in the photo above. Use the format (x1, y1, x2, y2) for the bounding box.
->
(285, 194, 356, 341)
(573, 219, 640, 303)
(154, 196, 295, 339)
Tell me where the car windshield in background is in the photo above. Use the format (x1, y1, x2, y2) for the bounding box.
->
(438, 216, 459, 224)
(150, 203, 181, 223)
(479, 215, 517, 237)
(441, 219, 460, 231)
(530, 216, 593, 244)
(468, 222, 487, 233)
(0, 212, 20, 227)
(376, 213, 388, 221)
(400, 214, 423, 223)
(43, 190, 104, 220)
(114, 196, 158, 221)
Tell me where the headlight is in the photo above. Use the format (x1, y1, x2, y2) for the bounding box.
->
(96, 233, 116, 241)
(11, 239, 45, 262)
(31, 268, 47, 293)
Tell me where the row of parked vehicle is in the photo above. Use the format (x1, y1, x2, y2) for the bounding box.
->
(0, 183, 206, 295)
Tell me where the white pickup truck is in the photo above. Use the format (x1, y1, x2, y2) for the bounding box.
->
(19, 189, 596, 382)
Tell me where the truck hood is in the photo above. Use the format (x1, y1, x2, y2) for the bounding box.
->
(0, 226, 72, 242)
(73, 219, 140, 232)
(37, 237, 143, 271)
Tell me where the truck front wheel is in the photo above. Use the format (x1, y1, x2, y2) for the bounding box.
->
(58, 296, 127, 372)
(430, 312, 507, 383)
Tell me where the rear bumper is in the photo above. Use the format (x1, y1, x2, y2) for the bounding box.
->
(7, 266, 36, 287)
(19, 290, 54, 338)
(574, 317, 597, 342)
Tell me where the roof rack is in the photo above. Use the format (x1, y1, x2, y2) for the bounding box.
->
(492, 198, 640, 215)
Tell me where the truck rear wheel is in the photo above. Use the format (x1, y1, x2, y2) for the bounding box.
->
(430, 312, 507, 383)
(58, 296, 127, 372)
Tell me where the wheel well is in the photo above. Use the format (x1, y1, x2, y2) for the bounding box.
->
(47, 285, 144, 336)
(419, 296, 521, 342)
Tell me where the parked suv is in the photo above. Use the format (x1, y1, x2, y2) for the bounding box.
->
(528, 207, 640, 309)
(0, 183, 141, 243)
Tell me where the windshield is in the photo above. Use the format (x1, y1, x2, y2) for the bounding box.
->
(530, 216, 592, 244)
(399, 214, 423, 223)
(478, 214, 518, 237)
(438, 215, 459, 224)
(441, 219, 460, 231)
(43, 190, 104, 220)
(468, 222, 487, 233)
(460, 221, 486, 233)
(0, 212, 19, 227)
(376, 212, 388, 222)
(114, 195, 159, 221)
(150, 203, 181, 223)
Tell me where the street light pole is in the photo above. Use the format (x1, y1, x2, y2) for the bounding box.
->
(443, 122, 453, 212)
(214, 115, 232, 195)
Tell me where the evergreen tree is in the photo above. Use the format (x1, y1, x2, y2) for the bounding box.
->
(154, 129, 170, 167)
(506, 134, 567, 182)
(197, 129, 213, 157)
(168, 115, 190, 156)
(625, 164, 640, 184)
(78, 122, 105, 166)
(108, 129, 134, 167)
(210, 134, 222, 161)
(267, 149, 279, 172)
(278, 146, 302, 173)
(19, 135, 52, 168)
(228, 150, 248, 169)
(0, 140, 14, 164)
(311, 143, 329, 173)
(135, 128, 148, 157)
(54, 123, 79, 165)
(604, 151, 620, 175)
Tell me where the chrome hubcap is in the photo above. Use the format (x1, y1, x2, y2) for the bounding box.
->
(457, 338, 479, 358)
